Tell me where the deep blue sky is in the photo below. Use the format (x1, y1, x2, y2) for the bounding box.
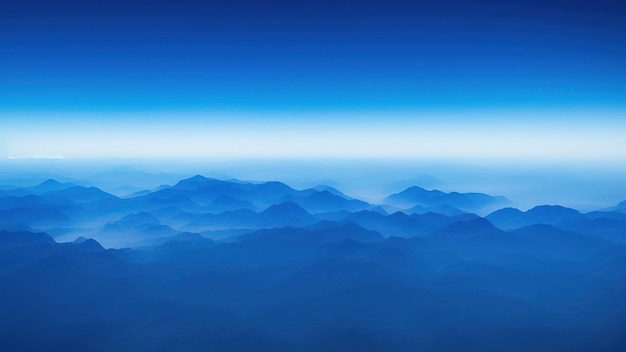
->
(1, 0, 625, 112)
(1, 0, 625, 160)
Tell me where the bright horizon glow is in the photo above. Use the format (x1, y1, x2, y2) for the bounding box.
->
(2, 109, 625, 162)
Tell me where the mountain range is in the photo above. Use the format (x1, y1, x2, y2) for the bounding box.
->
(0, 174, 625, 351)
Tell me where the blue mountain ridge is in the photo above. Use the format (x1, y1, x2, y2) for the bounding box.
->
(386, 185, 509, 213)
(1, 175, 625, 351)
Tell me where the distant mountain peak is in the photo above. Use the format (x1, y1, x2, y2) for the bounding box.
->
(400, 185, 434, 195)
(41, 185, 116, 202)
(257, 181, 296, 194)
(257, 201, 318, 226)
(488, 207, 523, 216)
(527, 205, 581, 216)
(0, 230, 55, 247)
(173, 175, 219, 189)
(74, 238, 105, 252)
(262, 201, 309, 215)
(487, 204, 583, 230)
(312, 185, 349, 198)
(72, 236, 90, 244)
(530, 204, 578, 211)
(386, 185, 505, 214)
(20, 178, 77, 194)
(388, 211, 410, 220)
(40, 179, 63, 186)
(188, 175, 210, 182)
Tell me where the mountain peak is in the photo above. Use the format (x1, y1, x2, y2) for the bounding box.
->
(173, 175, 219, 189)
(40, 179, 62, 186)
(262, 201, 309, 215)
(527, 205, 581, 216)
(488, 207, 523, 216)
(258, 201, 318, 226)
(387, 185, 503, 213)
(256, 181, 296, 194)
(24, 179, 76, 194)
(72, 236, 90, 244)
(313, 185, 348, 198)
(400, 186, 431, 195)
(188, 175, 210, 181)
(74, 238, 105, 252)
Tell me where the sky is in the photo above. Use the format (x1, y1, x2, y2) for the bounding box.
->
(1, 0, 625, 160)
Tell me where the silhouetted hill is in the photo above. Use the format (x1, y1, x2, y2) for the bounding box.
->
(486, 207, 524, 228)
(231, 222, 384, 264)
(606, 200, 626, 213)
(135, 191, 204, 212)
(258, 201, 318, 227)
(386, 186, 508, 213)
(312, 185, 350, 198)
(170, 176, 300, 207)
(295, 190, 370, 213)
(0, 194, 78, 210)
(172, 175, 224, 190)
(557, 217, 626, 245)
(206, 195, 258, 212)
(22, 179, 77, 194)
(73, 238, 106, 253)
(253, 181, 298, 199)
(487, 205, 583, 229)
(42, 185, 117, 203)
(95, 212, 180, 247)
(526, 205, 582, 222)
(0, 230, 55, 247)
(340, 210, 480, 238)
(407, 204, 466, 216)
(511, 224, 616, 256)
(585, 211, 626, 221)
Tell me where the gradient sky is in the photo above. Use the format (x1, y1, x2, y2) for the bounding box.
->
(1, 0, 625, 160)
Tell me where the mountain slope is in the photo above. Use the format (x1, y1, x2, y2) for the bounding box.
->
(386, 186, 508, 213)
(487, 205, 583, 230)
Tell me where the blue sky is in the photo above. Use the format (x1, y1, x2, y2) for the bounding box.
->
(1, 0, 625, 159)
